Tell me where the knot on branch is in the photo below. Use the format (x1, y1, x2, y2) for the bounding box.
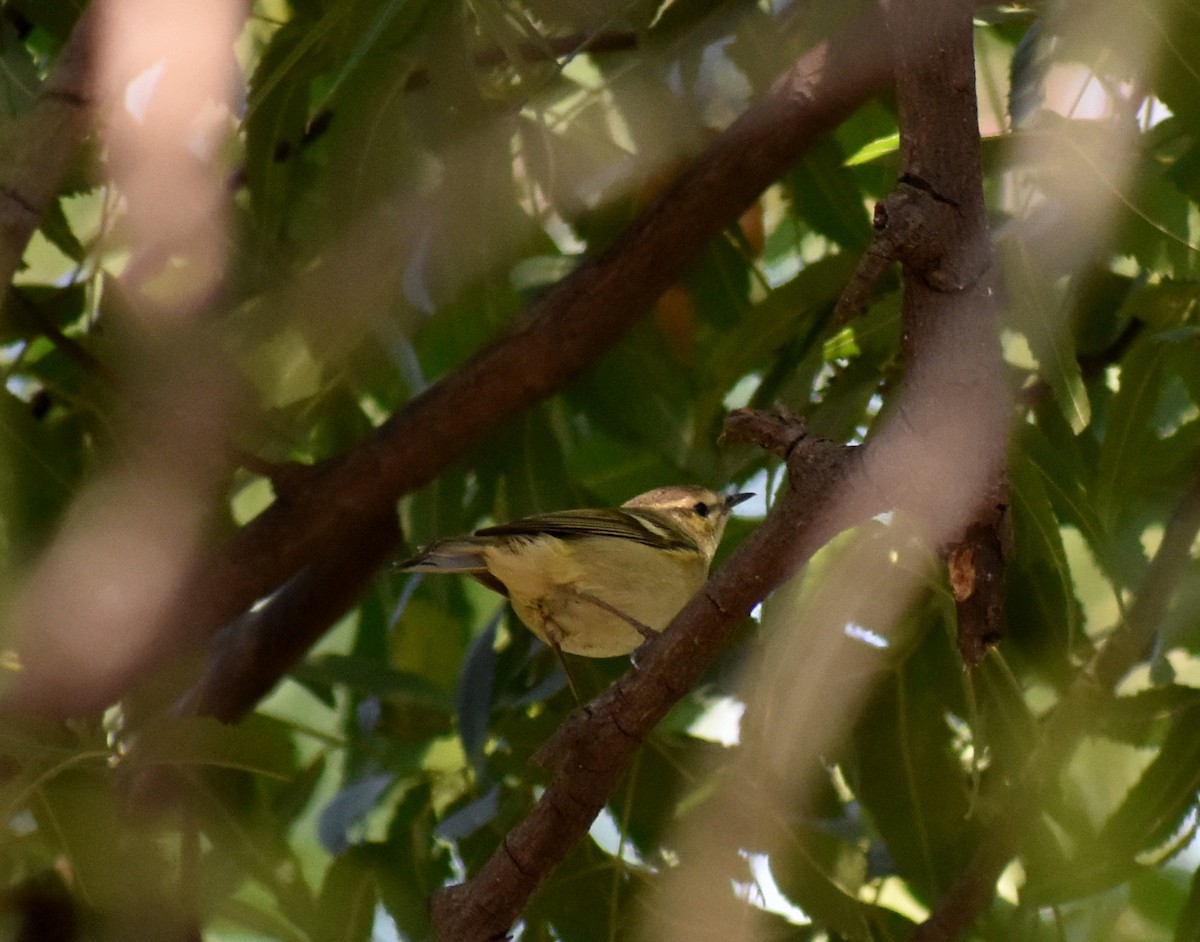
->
(723, 406, 808, 459)
(723, 408, 860, 512)
(864, 178, 988, 295)
(947, 519, 1007, 667)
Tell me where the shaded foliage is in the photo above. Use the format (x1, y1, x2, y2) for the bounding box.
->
(2, 1, 1200, 940)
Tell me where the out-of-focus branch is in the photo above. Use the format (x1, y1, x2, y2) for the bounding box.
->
(402, 30, 639, 91)
(44, 5, 895, 719)
(4, 0, 247, 717)
(174, 512, 399, 723)
(0, 8, 95, 302)
(430, 412, 863, 942)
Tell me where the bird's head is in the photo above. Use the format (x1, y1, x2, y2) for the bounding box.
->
(622, 485, 753, 558)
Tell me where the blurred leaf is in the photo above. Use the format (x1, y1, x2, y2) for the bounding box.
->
(293, 654, 452, 711)
(133, 715, 296, 779)
(770, 831, 876, 941)
(1177, 864, 1200, 942)
(456, 613, 500, 769)
(791, 137, 873, 251)
(850, 626, 977, 903)
(1008, 18, 1046, 124)
(433, 784, 499, 841)
(318, 773, 395, 855)
(568, 322, 696, 466)
(313, 848, 379, 942)
(217, 896, 310, 942)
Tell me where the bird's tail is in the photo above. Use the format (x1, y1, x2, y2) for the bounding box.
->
(399, 539, 489, 573)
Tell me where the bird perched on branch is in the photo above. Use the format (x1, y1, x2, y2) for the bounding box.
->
(399, 486, 751, 668)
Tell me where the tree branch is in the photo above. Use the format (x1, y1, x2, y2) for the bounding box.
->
(873, 0, 1008, 670)
(431, 412, 863, 941)
(37, 5, 896, 717)
(173, 512, 400, 723)
(0, 7, 95, 308)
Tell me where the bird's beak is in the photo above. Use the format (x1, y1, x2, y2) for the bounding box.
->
(723, 491, 755, 512)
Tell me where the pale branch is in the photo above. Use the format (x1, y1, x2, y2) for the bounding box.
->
(430, 412, 862, 942)
(83, 5, 895, 720)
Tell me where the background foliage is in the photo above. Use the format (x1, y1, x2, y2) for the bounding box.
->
(3, 0, 1200, 940)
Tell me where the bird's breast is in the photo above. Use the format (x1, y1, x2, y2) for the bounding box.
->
(482, 537, 708, 657)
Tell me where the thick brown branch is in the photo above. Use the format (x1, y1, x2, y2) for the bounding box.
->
(431, 423, 860, 941)
(174, 513, 399, 723)
(875, 0, 1008, 671)
(947, 502, 1009, 666)
(61, 6, 895, 719)
(0, 8, 95, 304)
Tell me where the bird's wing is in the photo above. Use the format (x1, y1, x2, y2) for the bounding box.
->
(475, 508, 694, 550)
(398, 540, 510, 596)
(398, 539, 489, 572)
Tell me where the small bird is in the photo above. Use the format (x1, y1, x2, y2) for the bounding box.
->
(399, 486, 752, 662)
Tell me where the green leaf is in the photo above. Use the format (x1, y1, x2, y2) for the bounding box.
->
(133, 715, 296, 779)
(843, 131, 900, 167)
(456, 614, 499, 769)
(850, 626, 977, 904)
(1094, 703, 1200, 861)
(380, 782, 449, 937)
(1021, 408, 1121, 588)
(1096, 334, 1169, 529)
(1004, 240, 1091, 432)
(791, 137, 873, 251)
(1176, 864, 1200, 942)
(0, 384, 85, 565)
(310, 0, 439, 118)
(313, 848, 379, 942)
(1007, 427, 1084, 672)
(770, 831, 876, 941)
(37, 198, 86, 263)
(294, 653, 452, 711)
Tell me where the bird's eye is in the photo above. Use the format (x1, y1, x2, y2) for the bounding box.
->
(692, 501, 710, 518)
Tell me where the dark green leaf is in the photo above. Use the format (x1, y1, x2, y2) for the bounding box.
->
(791, 137, 873, 252)
(313, 849, 379, 942)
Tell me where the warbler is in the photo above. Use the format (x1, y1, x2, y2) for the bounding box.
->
(399, 486, 752, 659)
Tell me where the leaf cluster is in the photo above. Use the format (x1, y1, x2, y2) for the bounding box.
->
(3, 1, 1200, 941)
